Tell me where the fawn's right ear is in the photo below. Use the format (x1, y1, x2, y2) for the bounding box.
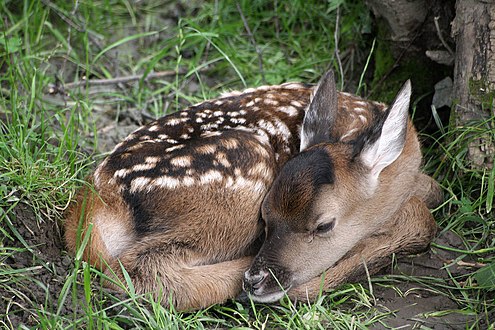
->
(300, 70, 338, 151)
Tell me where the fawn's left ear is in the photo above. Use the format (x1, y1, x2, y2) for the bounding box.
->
(359, 80, 412, 181)
(300, 70, 338, 151)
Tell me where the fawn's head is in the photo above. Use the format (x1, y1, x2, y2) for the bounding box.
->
(243, 71, 415, 302)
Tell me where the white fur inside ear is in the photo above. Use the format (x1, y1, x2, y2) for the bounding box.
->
(361, 81, 411, 179)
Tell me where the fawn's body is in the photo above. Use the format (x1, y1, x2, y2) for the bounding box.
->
(65, 71, 441, 310)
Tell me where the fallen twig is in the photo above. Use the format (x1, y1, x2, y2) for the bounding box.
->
(61, 70, 182, 90)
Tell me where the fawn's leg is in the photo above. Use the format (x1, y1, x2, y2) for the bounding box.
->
(288, 196, 437, 301)
(105, 239, 253, 311)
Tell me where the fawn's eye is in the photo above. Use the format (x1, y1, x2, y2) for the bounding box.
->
(315, 218, 336, 234)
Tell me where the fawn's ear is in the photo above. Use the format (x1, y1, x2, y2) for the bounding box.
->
(300, 70, 338, 151)
(359, 80, 411, 181)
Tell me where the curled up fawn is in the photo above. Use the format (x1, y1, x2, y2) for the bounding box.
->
(65, 70, 442, 310)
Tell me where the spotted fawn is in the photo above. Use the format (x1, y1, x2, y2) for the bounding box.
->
(65, 70, 442, 310)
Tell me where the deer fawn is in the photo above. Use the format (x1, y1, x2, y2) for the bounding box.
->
(65, 70, 442, 310)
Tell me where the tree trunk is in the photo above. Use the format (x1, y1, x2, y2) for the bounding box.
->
(451, 0, 495, 169)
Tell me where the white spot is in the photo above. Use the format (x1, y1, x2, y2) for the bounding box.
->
(216, 152, 231, 167)
(290, 100, 303, 108)
(148, 125, 160, 131)
(254, 98, 262, 103)
(182, 176, 196, 186)
(139, 135, 151, 140)
(180, 112, 189, 117)
(281, 82, 304, 89)
(93, 167, 103, 187)
(243, 87, 256, 93)
(180, 133, 190, 140)
(200, 170, 224, 184)
(353, 107, 367, 113)
(166, 139, 179, 144)
(228, 111, 240, 117)
(246, 100, 255, 107)
(170, 156, 192, 167)
(200, 123, 219, 131)
(255, 85, 271, 91)
(264, 99, 279, 106)
(145, 156, 161, 164)
(231, 118, 246, 125)
(273, 119, 291, 139)
(167, 117, 189, 126)
(188, 127, 195, 133)
(165, 145, 185, 153)
(158, 134, 169, 140)
(124, 133, 137, 141)
(359, 115, 367, 124)
(222, 138, 239, 150)
(340, 128, 358, 141)
(254, 131, 270, 145)
(201, 131, 222, 138)
(154, 176, 180, 189)
(239, 110, 247, 115)
(257, 119, 277, 136)
(214, 100, 224, 105)
(196, 117, 204, 123)
(228, 176, 266, 194)
(132, 163, 156, 172)
(197, 144, 217, 154)
(130, 177, 152, 192)
(213, 111, 224, 116)
(114, 168, 132, 178)
(277, 105, 298, 117)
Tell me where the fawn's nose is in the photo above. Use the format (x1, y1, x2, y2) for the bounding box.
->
(243, 269, 269, 293)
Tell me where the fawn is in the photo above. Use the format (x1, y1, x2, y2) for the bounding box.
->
(65, 70, 442, 310)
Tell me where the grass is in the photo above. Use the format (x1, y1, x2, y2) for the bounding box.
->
(0, 0, 494, 328)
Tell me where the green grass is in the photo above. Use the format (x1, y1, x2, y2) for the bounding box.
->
(1, 0, 494, 328)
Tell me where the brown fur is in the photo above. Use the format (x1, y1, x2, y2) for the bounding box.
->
(65, 72, 441, 310)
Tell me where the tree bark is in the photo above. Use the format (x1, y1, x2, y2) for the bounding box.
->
(366, 0, 428, 42)
(366, 0, 494, 169)
(452, 0, 495, 169)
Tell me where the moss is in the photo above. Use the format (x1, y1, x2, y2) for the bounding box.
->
(468, 78, 495, 110)
(369, 20, 450, 105)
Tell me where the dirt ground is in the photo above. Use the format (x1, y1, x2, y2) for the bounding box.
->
(1, 143, 484, 329)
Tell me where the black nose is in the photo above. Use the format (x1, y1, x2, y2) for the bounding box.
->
(243, 270, 268, 293)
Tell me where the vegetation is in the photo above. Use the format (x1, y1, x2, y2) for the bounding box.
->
(0, 0, 493, 328)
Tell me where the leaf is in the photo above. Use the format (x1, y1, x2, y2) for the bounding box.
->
(474, 263, 495, 290)
(486, 166, 494, 213)
(0, 36, 22, 53)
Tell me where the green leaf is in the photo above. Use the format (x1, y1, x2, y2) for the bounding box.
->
(486, 166, 494, 213)
(474, 263, 495, 290)
(0, 36, 22, 53)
